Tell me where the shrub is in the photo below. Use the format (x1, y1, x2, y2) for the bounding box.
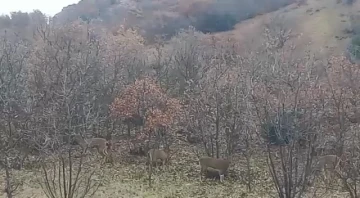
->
(348, 35, 360, 61)
(140, 14, 191, 42)
(261, 111, 306, 146)
(39, 149, 102, 198)
(193, 12, 238, 33)
(350, 14, 360, 34)
(345, 0, 355, 5)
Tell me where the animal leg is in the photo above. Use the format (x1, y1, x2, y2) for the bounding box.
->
(102, 148, 112, 165)
(165, 159, 169, 171)
(155, 160, 159, 170)
(159, 160, 164, 171)
(219, 170, 225, 182)
(161, 159, 168, 171)
(220, 174, 225, 182)
(98, 148, 107, 165)
(108, 152, 114, 165)
(20, 153, 29, 170)
(101, 155, 106, 165)
(200, 166, 205, 182)
(321, 168, 328, 184)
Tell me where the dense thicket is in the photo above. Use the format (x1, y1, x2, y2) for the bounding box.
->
(1, 7, 360, 197)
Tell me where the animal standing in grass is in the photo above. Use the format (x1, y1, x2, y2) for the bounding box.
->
(148, 146, 170, 168)
(147, 146, 171, 186)
(74, 135, 113, 164)
(199, 157, 231, 182)
(315, 154, 343, 182)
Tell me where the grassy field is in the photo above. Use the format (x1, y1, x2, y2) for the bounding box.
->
(0, 146, 351, 198)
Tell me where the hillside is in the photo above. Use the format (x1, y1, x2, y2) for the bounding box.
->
(53, 0, 297, 41)
(210, 0, 359, 58)
(51, 0, 360, 58)
(2, 0, 360, 198)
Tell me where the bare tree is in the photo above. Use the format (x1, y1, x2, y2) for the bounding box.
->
(39, 148, 102, 198)
(0, 30, 31, 197)
(251, 23, 321, 196)
(322, 56, 360, 197)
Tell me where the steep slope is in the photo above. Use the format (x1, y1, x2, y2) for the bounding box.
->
(53, 0, 359, 58)
(52, 0, 295, 41)
(53, 0, 137, 24)
(212, 0, 359, 58)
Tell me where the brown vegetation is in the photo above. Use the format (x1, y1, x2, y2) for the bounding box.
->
(0, 0, 360, 197)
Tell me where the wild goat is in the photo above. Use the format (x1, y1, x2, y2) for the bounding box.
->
(199, 157, 231, 182)
(148, 148, 170, 168)
(315, 154, 343, 182)
(74, 135, 112, 164)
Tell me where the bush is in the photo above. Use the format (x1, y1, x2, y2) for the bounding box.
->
(141, 14, 191, 42)
(350, 14, 360, 35)
(261, 122, 290, 145)
(39, 149, 102, 198)
(347, 14, 360, 62)
(348, 35, 360, 61)
(345, 0, 355, 5)
(261, 111, 305, 146)
(193, 12, 238, 33)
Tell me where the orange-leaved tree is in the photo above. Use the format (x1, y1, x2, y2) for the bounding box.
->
(110, 77, 182, 139)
